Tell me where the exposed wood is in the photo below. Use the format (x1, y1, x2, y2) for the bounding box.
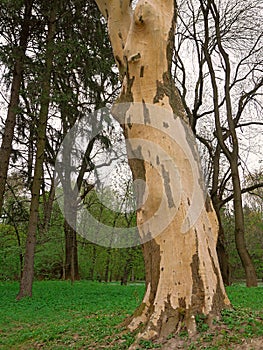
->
(95, 0, 231, 342)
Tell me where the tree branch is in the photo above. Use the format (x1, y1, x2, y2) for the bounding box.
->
(220, 182, 263, 207)
(237, 121, 263, 128)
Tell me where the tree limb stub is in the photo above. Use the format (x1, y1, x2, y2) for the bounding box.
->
(95, 0, 132, 71)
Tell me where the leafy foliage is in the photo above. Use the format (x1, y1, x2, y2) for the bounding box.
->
(222, 208, 263, 280)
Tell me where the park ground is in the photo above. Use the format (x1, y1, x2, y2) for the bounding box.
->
(0, 281, 262, 349)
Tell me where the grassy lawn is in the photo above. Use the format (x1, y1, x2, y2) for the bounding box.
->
(0, 281, 262, 349)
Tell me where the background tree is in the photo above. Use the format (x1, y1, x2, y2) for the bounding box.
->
(0, 0, 118, 288)
(0, 172, 29, 279)
(51, 0, 117, 281)
(174, 0, 263, 286)
(0, 0, 34, 216)
(17, 2, 56, 299)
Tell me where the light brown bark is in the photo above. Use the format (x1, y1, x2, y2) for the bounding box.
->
(95, 0, 230, 341)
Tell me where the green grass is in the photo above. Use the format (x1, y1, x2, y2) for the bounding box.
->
(0, 281, 262, 349)
(0, 281, 144, 349)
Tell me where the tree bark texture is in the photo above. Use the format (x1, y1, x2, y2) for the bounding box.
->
(95, 0, 230, 341)
(16, 6, 56, 300)
(0, 0, 34, 217)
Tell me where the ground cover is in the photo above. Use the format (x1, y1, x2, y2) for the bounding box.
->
(0, 281, 262, 349)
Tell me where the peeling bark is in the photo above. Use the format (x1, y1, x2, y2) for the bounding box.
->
(95, 0, 231, 342)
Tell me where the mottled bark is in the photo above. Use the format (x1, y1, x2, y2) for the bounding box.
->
(0, 0, 34, 216)
(16, 6, 56, 300)
(95, 0, 230, 342)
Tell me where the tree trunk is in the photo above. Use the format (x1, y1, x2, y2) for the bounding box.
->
(39, 171, 56, 235)
(64, 219, 80, 281)
(202, 0, 258, 288)
(3, 206, 24, 279)
(90, 244, 97, 280)
(62, 133, 80, 282)
(121, 248, 133, 286)
(215, 212, 231, 286)
(61, 131, 80, 282)
(59, 103, 96, 282)
(95, 0, 230, 342)
(16, 6, 56, 300)
(104, 248, 111, 282)
(211, 146, 231, 286)
(0, 0, 33, 217)
(231, 164, 258, 287)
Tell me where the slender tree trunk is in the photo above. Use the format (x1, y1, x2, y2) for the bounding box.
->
(0, 0, 33, 217)
(121, 251, 133, 286)
(211, 146, 231, 285)
(95, 0, 230, 342)
(3, 207, 24, 279)
(61, 136, 80, 282)
(59, 104, 96, 282)
(203, 0, 258, 287)
(215, 208, 231, 286)
(231, 163, 258, 287)
(61, 131, 80, 282)
(42, 172, 56, 233)
(104, 248, 111, 282)
(64, 218, 80, 281)
(16, 6, 56, 300)
(90, 244, 97, 280)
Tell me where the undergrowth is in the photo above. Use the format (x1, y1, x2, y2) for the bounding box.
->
(0, 281, 262, 349)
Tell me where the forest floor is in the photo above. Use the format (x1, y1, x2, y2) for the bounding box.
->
(159, 336, 263, 349)
(0, 281, 262, 350)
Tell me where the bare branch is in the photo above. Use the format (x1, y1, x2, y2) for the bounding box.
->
(220, 182, 263, 207)
(237, 121, 263, 128)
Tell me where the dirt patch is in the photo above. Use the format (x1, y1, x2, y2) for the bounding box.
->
(158, 336, 263, 350)
(235, 337, 263, 349)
